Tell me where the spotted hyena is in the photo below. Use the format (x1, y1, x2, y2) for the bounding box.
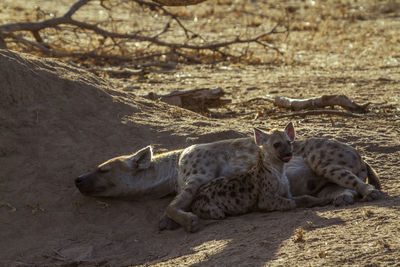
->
(191, 126, 329, 221)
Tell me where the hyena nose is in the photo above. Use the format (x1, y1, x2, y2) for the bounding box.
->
(75, 174, 88, 186)
(75, 176, 83, 186)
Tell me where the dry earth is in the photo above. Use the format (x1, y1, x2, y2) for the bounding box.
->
(0, 0, 400, 266)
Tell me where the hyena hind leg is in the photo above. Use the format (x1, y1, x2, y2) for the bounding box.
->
(319, 165, 380, 200)
(316, 183, 358, 206)
(191, 197, 226, 220)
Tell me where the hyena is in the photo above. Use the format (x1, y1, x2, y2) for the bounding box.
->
(191, 126, 330, 221)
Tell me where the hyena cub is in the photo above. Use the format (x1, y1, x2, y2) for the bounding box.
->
(191, 125, 330, 220)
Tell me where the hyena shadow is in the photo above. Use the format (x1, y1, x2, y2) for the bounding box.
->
(148, 206, 346, 266)
(147, 194, 399, 266)
(68, 191, 398, 266)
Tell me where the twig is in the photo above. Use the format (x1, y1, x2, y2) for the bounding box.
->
(64, 0, 90, 18)
(135, 0, 206, 40)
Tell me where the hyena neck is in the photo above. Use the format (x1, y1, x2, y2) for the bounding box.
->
(130, 149, 182, 197)
(258, 151, 285, 174)
(153, 149, 182, 180)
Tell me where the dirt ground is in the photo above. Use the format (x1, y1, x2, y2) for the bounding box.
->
(0, 0, 399, 266)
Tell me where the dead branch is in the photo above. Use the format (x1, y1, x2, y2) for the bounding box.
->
(250, 94, 370, 113)
(0, 0, 287, 65)
(272, 110, 363, 118)
(144, 87, 230, 112)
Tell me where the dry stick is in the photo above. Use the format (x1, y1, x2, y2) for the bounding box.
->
(273, 95, 370, 113)
(0, 0, 285, 62)
(245, 95, 370, 113)
(272, 110, 362, 118)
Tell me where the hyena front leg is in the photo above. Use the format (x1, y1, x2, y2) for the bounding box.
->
(291, 195, 331, 208)
(257, 194, 296, 211)
(317, 165, 381, 201)
(159, 215, 180, 231)
(165, 175, 209, 233)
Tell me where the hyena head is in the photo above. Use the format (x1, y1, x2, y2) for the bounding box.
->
(253, 122, 295, 163)
(75, 146, 153, 197)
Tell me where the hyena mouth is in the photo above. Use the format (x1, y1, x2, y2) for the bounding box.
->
(281, 155, 293, 162)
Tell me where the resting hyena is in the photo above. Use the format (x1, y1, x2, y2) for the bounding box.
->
(191, 126, 329, 221)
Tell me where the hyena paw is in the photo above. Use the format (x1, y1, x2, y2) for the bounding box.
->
(159, 215, 181, 231)
(184, 212, 200, 233)
(333, 193, 355, 206)
(209, 209, 226, 219)
(362, 189, 381, 202)
(318, 197, 332, 207)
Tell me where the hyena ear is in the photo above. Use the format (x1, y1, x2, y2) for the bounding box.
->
(284, 122, 296, 141)
(253, 128, 270, 146)
(125, 145, 153, 169)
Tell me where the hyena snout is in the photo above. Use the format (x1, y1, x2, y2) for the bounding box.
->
(75, 173, 97, 195)
(276, 146, 293, 162)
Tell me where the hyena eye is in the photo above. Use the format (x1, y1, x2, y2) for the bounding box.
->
(98, 165, 110, 173)
(273, 142, 281, 148)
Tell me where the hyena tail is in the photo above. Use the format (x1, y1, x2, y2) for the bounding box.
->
(365, 161, 381, 190)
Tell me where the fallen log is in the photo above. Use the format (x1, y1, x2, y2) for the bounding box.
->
(248, 94, 370, 113)
(144, 87, 230, 112)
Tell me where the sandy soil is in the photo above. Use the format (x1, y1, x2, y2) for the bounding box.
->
(0, 0, 399, 266)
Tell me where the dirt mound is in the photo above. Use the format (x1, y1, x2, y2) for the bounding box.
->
(0, 50, 243, 266)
